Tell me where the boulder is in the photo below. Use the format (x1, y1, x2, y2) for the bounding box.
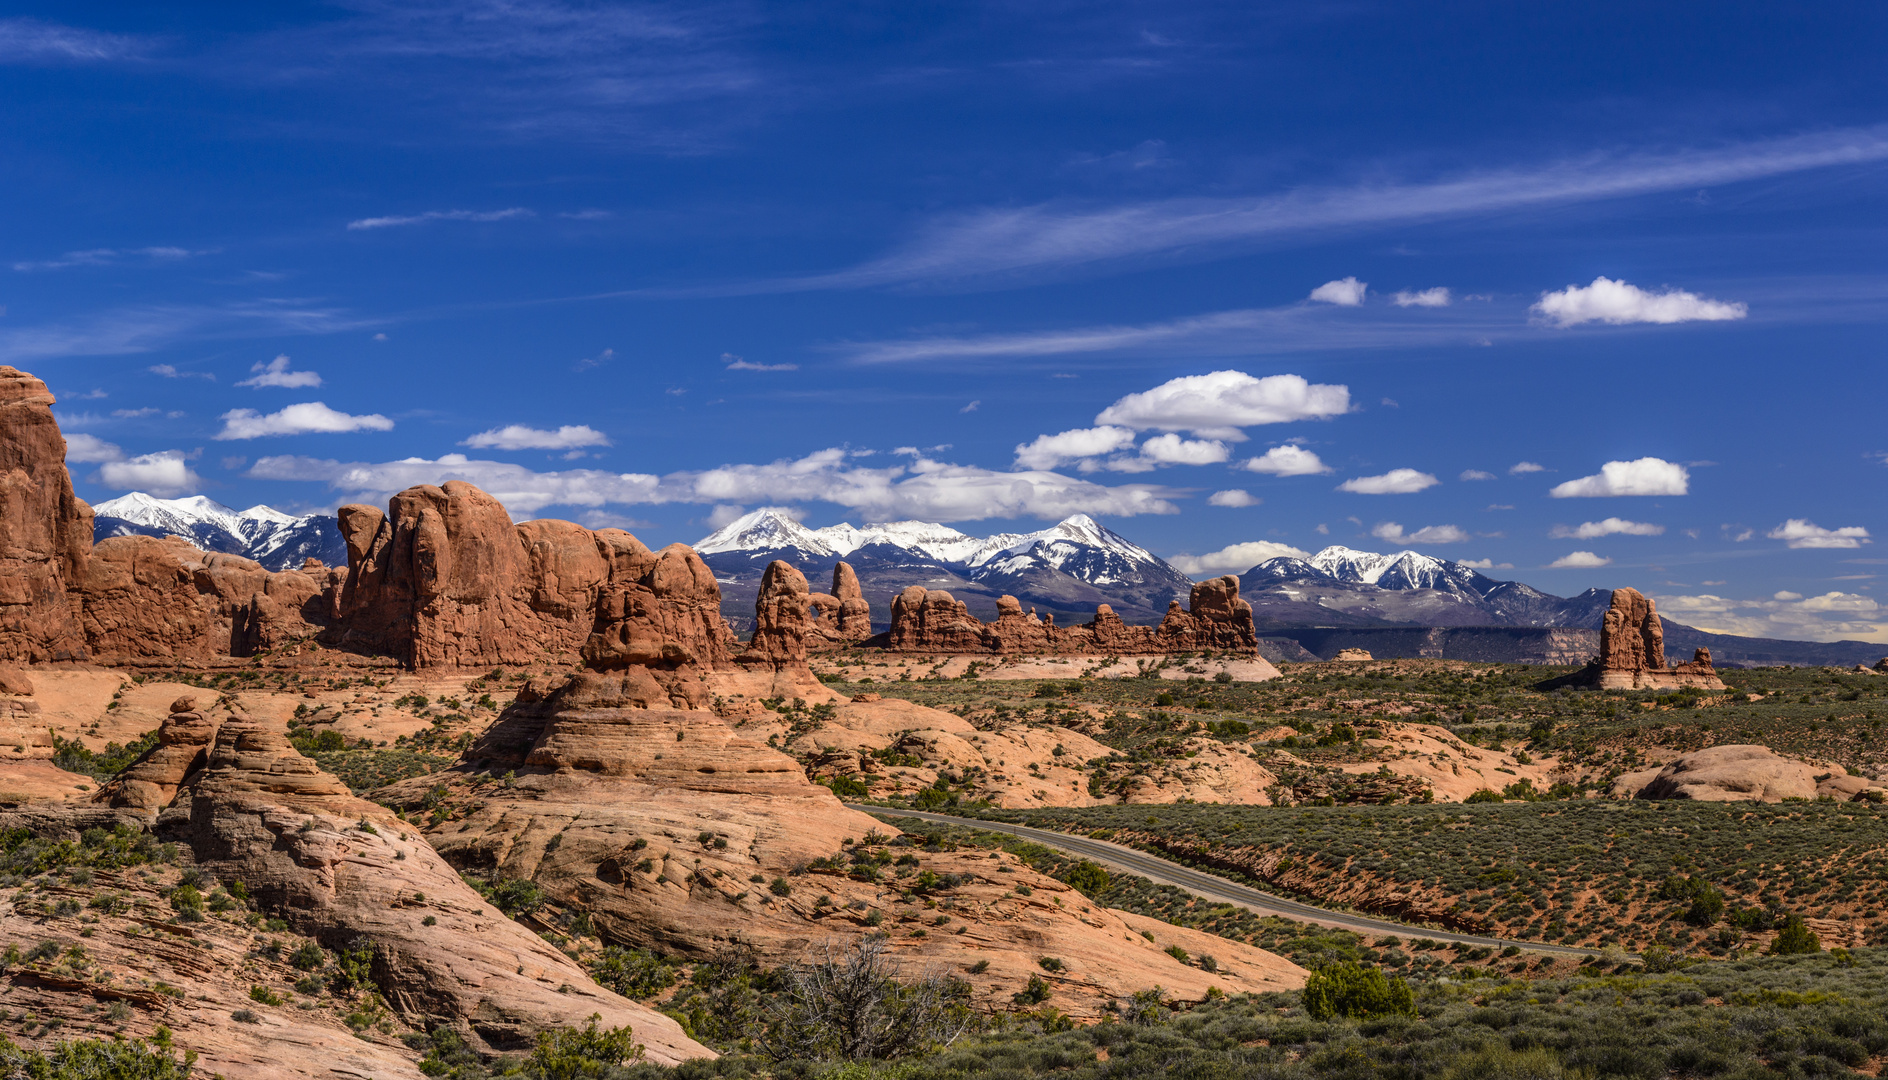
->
(95, 698, 221, 811)
(1618, 745, 1886, 802)
(1333, 648, 1373, 661)
(0, 367, 91, 662)
(0, 665, 32, 696)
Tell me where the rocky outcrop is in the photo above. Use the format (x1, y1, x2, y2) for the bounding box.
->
(326, 482, 734, 670)
(168, 716, 711, 1062)
(1551, 588, 1725, 690)
(886, 576, 1258, 656)
(740, 560, 812, 667)
(1333, 648, 1373, 661)
(95, 696, 220, 810)
(78, 536, 332, 661)
(806, 561, 873, 650)
(0, 367, 91, 662)
(1614, 744, 1888, 803)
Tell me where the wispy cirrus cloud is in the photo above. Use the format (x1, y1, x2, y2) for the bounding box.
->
(732, 126, 1888, 293)
(0, 300, 368, 363)
(0, 17, 144, 63)
(12, 246, 201, 272)
(347, 208, 534, 230)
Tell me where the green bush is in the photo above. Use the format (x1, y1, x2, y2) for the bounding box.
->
(1062, 860, 1109, 897)
(1463, 789, 1503, 804)
(590, 947, 676, 999)
(526, 1013, 642, 1079)
(1770, 914, 1822, 955)
(1301, 961, 1416, 1021)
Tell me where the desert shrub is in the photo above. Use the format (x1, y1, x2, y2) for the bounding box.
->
(527, 1013, 642, 1079)
(1061, 861, 1109, 897)
(1301, 961, 1415, 1021)
(1464, 789, 1503, 804)
(1770, 914, 1823, 955)
(591, 947, 677, 999)
(759, 937, 971, 1061)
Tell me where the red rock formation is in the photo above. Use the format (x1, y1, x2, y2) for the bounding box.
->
(807, 561, 874, 650)
(886, 576, 1258, 656)
(79, 536, 331, 661)
(95, 696, 220, 810)
(740, 560, 811, 667)
(0, 367, 91, 662)
(1590, 587, 1724, 690)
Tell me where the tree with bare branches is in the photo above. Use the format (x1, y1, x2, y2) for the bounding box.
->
(759, 935, 974, 1061)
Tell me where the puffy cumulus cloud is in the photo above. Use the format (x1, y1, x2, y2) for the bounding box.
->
(1532, 276, 1747, 327)
(63, 433, 123, 463)
(1371, 522, 1470, 544)
(1243, 444, 1331, 476)
(1207, 489, 1259, 508)
(1391, 287, 1451, 308)
(1095, 370, 1350, 440)
(1337, 468, 1438, 495)
(1135, 433, 1229, 466)
(1456, 558, 1514, 570)
(1168, 541, 1310, 578)
(1549, 551, 1612, 568)
(1308, 277, 1367, 306)
(1458, 469, 1497, 481)
(215, 402, 394, 440)
(236, 354, 322, 389)
(1509, 461, 1544, 474)
(1655, 591, 1888, 643)
(1767, 519, 1872, 549)
(462, 424, 611, 451)
(705, 504, 749, 529)
(1550, 517, 1665, 539)
(1549, 457, 1688, 498)
(1013, 426, 1137, 470)
(250, 447, 1181, 522)
(96, 451, 202, 497)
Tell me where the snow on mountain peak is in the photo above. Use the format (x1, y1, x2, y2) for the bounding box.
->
(694, 508, 836, 556)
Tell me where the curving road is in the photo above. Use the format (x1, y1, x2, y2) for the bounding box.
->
(851, 805, 1611, 959)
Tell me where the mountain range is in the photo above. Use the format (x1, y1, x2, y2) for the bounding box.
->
(91, 493, 347, 572)
(87, 495, 1883, 664)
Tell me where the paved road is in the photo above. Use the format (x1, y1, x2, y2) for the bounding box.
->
(851, 805, 1609, 959)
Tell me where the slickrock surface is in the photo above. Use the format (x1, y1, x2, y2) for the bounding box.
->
(887, 576, 1260, 657)
(0, 368, 91, 663)
(169, 717, 710, 1062)
(1612, 744, 1888, 803)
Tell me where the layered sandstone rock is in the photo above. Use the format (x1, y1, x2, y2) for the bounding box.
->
(886, 576, 1258, 656)
(1333, 648, 1373, 662)
(169, 716, 710, 1062)
(1577, 588, 1725, 690)
(0, 367, 91, 662)
(95, 696, 220, 810)
(1613, 744, 1888, 803)
(741, 560, 812, 667)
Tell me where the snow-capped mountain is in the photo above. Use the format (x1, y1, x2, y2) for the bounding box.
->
(695, 508, 1196, 629)
(1238, 544, 1607, 629)
(91, 492, 346, 572)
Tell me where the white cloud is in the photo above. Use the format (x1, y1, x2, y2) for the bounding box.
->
(250, 447, 1182, 522)
(462, 424, 611, 451)
(1509, 461, 1544, 474)
(0, 17, 140, 61)
(96, 451, 202, 497)
(706, 504, 748, 529)
(1308, 277, 1367, 306)
(346, 208, 534, 230)
(1168, 540, 1311, 578)
(12, 246, 197, 272)
(1655, 590, 1888, 643)
(1767, 519, 1872, 549)
(1456, 558, 1514, 570)
(1549, 551, 1612, 568)
(1207, 489, 1260, 508)
(1014, 426, 1138, 470)
(1371, 522, 1470, 545)
(1550, 518, 1665, 539)
(1549, 457, 1689, 498)
(1094, 370, 1350, 440)
(723, 352, 797, 372)
(959, 400, 980, 413)
(112, 407, 160, 419)
(1243, 444, 1331, 476)
(1391, 287, 1451, 308)
(215, 402, 394, 440)
(236, 354, 322, 389)
(1135, 433, 1229, 466)
(1458, 469, 1496, 481)
(1338, 468, 1439, 495)
(63, 433, 123, 463)
(1532, 276, 1748, 327)
(148, 364, 213, 380)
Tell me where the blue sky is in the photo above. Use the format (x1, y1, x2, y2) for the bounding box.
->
(4, 2, 1886, 641)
